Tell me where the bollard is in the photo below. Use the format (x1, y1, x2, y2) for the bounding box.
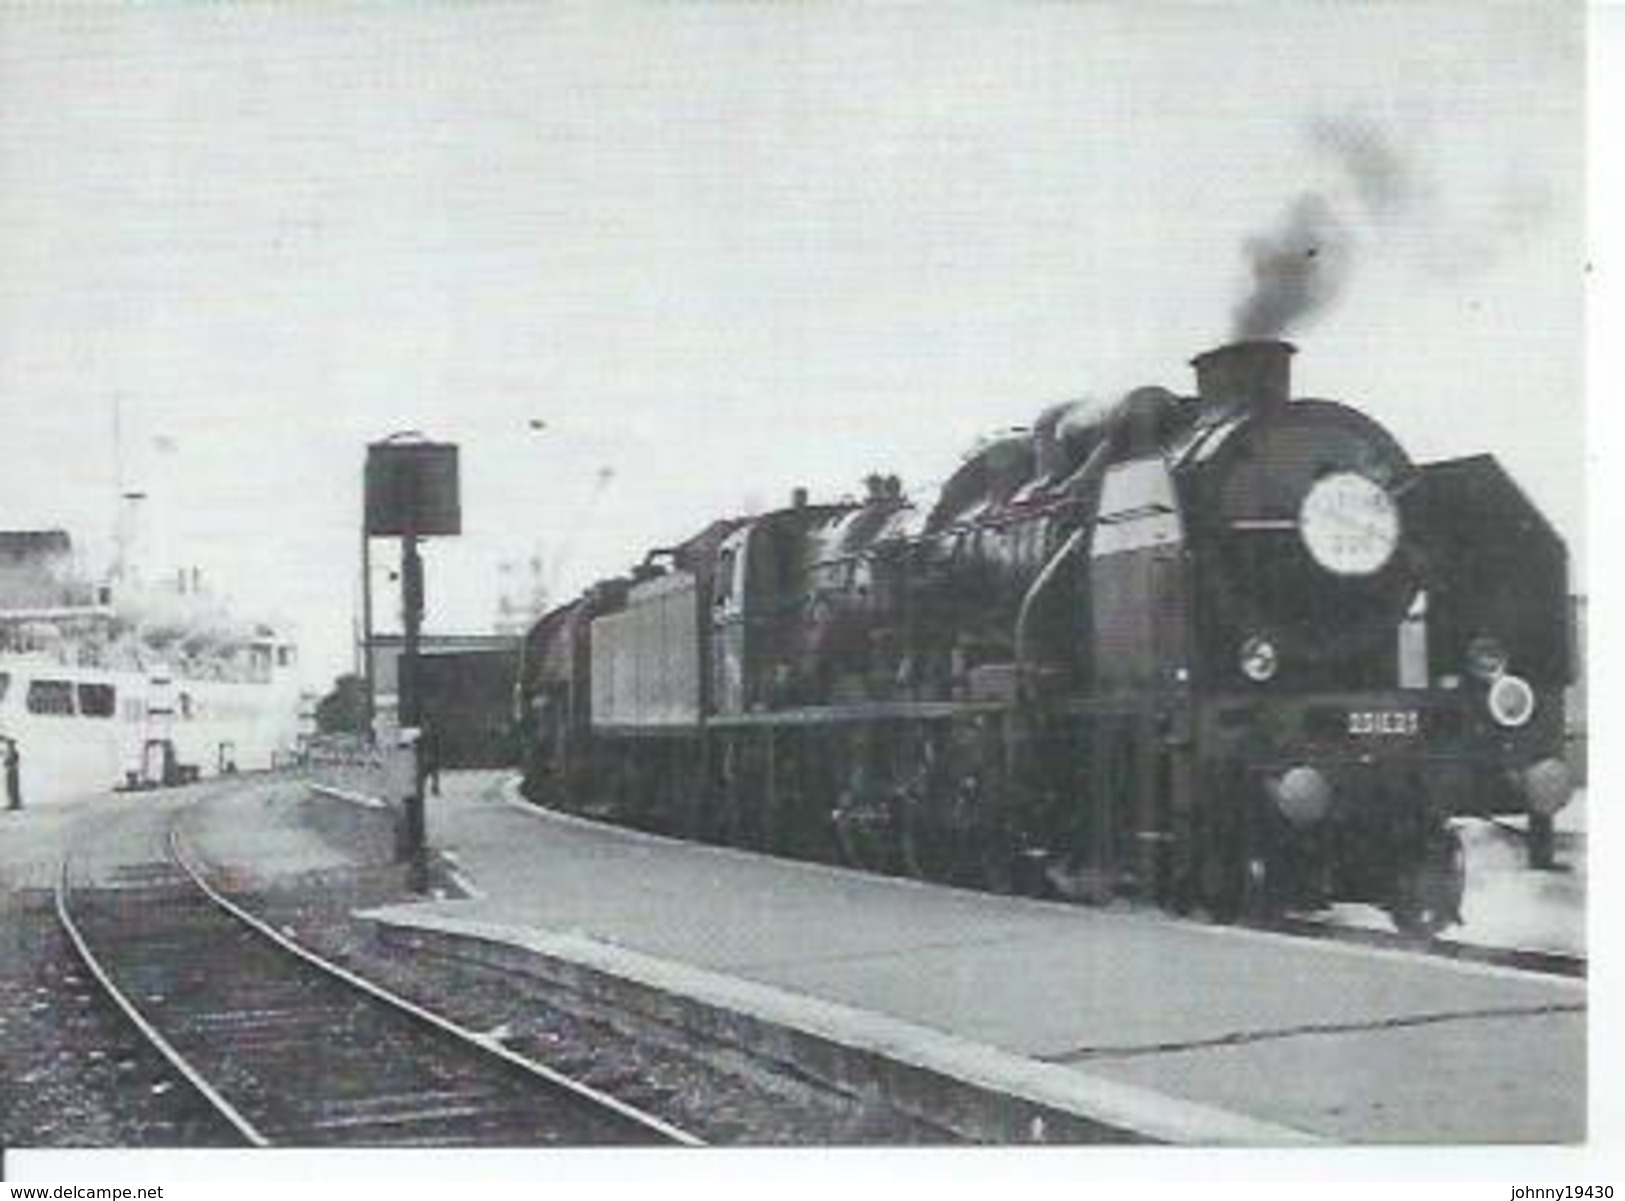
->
(389, 727, 430, 894)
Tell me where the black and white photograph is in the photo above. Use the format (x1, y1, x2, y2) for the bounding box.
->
(0, 1, 1602, 1187)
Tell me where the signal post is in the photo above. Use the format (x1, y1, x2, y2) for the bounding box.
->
(364, 435, 460, 893)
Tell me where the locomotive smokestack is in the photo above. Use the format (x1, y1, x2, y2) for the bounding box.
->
(1191, 340, 1297, 410)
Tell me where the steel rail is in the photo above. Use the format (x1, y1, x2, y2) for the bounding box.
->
(53, 850, 270, 1147)
(1258, 912, 1585, 980)
(166, 816, 703, 1146)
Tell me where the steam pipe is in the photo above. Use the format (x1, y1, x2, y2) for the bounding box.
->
(1013, 526, 1087, 701)
(1013, 437, 1116, 698)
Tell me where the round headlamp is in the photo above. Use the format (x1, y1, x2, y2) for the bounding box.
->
(1487, 673, 1536, 728)
(1239, 636, 1279, 683)
(1466, 636, 1509, 681)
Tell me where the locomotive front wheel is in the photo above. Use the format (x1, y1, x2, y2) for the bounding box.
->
(1195, 811, 1269, 924)
(1163, 814, 1198, 915)
(773, 737, 830, 861)
(896, 730, 950, 883)
(972, 823, 1018, 895)
(1387, 826, 1465, 938)
(897, 727, 993, 885)
(833, 804, 899, 874)
(715, 739, 763, 849)
(831, 742, 902, 875)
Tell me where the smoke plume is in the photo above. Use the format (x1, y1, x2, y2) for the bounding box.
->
(1308, 115, 1421, 219)
(1228, 115, 1555, 339)
(1230, 117, 1413, 340)
(1231, 193, 1351, 340)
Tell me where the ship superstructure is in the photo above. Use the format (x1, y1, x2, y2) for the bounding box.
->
(0, 530, 301, 805)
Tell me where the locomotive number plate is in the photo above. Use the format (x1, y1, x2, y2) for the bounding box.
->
(1347, 710, 1420, 736)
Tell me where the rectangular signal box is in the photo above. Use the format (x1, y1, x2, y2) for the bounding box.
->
(365, 441, 461, 537)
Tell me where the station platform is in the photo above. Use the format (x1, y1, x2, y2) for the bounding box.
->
(338, 773, 1585, 1146)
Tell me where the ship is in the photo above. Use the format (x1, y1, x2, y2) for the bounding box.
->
(0, 529, 303, 807)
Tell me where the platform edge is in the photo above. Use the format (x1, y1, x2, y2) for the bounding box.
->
(359, 906, 1326, 1147)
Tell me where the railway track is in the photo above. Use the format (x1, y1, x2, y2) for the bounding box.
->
(1255, 913, 1585, 980)
(55, 811, 702, 1148)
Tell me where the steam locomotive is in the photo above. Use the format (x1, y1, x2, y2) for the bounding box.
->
(516, 340, 1574, 934)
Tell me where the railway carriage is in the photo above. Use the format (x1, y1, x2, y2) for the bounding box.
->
(517, 341, 1574, 933)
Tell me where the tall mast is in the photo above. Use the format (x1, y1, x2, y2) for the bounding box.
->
(110, 393, 147, 587)
(112, 393, 123, 578)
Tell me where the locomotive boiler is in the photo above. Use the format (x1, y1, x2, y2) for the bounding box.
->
(517, 340, 1574, 934)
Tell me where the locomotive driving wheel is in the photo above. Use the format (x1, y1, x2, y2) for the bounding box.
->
(713, 737, 762, 849)
(831, 730, 902, 874)
(896, 725, 960, 883)
(1387, 824, 1465, 938)
(897, 721, 1017, 890)
(771, 734, 828, 861)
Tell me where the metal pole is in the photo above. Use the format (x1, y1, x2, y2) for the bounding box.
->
(400, 532, 428, 892)
(360, 529, 375, 743)
(400, 536, 423, 726)
(111, 395, 123, 577)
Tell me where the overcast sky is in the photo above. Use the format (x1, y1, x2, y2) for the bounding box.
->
(0, 4, 1583, 689)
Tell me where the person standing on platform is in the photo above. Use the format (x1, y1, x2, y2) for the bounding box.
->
(422, 722, 442, 797)
(4, 738, 21, 811)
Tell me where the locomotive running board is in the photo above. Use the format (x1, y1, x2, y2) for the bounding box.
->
(705, 699, 1007, 728)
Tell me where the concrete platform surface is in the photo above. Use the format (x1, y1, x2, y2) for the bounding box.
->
(337, 774, 1584, 1145)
